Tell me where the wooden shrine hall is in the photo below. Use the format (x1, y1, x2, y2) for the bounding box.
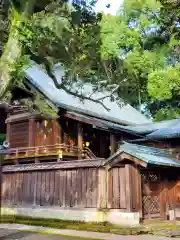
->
(1, 63, 180, 225)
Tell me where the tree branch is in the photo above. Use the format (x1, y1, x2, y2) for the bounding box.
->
(43, 59, 111, 111)
(61, 83, 111, 111)
(95, 85, 120, 101)
(102, 61, 112, 82)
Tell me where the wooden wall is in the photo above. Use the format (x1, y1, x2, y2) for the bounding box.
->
(1, 163, 140, 212)
(34, 118, 78, 148)
(35, 120, 56, 147)
(2, 168, 99, 208)
(9, 121, 29, 148)
(7, 116, 79, 149)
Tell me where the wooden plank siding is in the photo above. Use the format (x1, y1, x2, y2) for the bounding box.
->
(108, 166, 127, 209)
(2, 168, 100, 208)
(2, 163, 144, 213)
(107, 164, 140, 211)
(9, 121, 29, 148)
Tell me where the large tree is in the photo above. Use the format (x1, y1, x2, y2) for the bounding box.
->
(2, 0, 179, 121)
(100, 0, 180, 120)
(0, 0, 121, 116)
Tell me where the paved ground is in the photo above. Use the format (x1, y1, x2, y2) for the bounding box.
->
(0, 224, 178, 240)
(0, 229, 87, 239)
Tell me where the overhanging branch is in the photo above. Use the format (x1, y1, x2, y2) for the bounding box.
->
(96, 85, 119, 101)
(43, 59, 111, 111)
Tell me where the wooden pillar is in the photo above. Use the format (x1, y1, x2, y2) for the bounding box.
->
(77, 122, 83, 159)
(110, 133, 116, 155)
(52, 120, 62, 145)
(135, 165, 142, 221)
(6, 122, 10, 144)
(125, 164, 133, 212)
(29, 118, 35, 147)
(59, 120, 62, 144)
(6, 112, 11, 144)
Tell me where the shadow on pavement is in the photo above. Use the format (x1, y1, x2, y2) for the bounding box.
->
(0, 231, 35, 240)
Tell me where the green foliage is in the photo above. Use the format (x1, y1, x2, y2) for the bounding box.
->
(123, 0, 162, 13)
(1, 0, 180, 121)
(20, 92, 59, 119)
(148, 66, 180, 100)
(154, 107, 180, 122)
(100, 0, 180, 119)
(100, 14, 141, 60)
(124, 50, 165, 75)
(0, 0, 108, 117)
(34, 93, 59, 119)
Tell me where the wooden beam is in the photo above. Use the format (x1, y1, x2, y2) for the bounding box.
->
(77, 122, 83, 159)
(6, 112, 11, 144)
(110, 133, 116, 155)
(6, 122, 10, 144)
(107, 152, 147, 170)
(107, 155, 122, 170)
(3, 159, 105, 172)
(125, 164, 133, 212)
(121, 153, 148, 168)
(134, 165, 142, 220)
(63, 112, 106, 129)
(59, 120, 62, 144)
(6, 112, 41, 123)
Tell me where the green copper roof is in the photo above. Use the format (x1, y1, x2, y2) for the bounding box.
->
(25, 63, 151, 125)
(106, 142, 180, 168)
(120, 119, 180, 134)
(147, 121, 180, 139)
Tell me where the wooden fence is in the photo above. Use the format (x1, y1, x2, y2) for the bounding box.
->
(2, 168, 99, 208)
(2, 161, 140, 212)
(108, 165, 140, 211)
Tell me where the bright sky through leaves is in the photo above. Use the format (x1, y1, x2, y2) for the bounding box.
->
(95, 0, 123, 15)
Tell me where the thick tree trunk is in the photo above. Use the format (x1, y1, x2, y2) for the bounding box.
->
(0, 12, 21, 98)
(0, 0, 36, 99)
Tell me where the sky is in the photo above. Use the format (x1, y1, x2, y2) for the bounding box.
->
(95, 0, 123, 15)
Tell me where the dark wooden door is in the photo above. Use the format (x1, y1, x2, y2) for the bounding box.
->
(141, 171, 161, 219)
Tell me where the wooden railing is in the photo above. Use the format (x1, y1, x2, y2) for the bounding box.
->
(4, 144, 80, 160)
(4, 144, 97, 160)
(83, 147, 97, 159)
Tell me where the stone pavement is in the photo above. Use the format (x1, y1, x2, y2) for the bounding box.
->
(0, 229, 87, 239)
(0, 224, 178, 240)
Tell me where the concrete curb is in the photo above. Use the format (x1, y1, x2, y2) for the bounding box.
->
(0, 223, 174, 240)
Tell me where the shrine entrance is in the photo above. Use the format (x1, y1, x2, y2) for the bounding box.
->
(83, 125, 110, 158)
(141, 170, 161, 219)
